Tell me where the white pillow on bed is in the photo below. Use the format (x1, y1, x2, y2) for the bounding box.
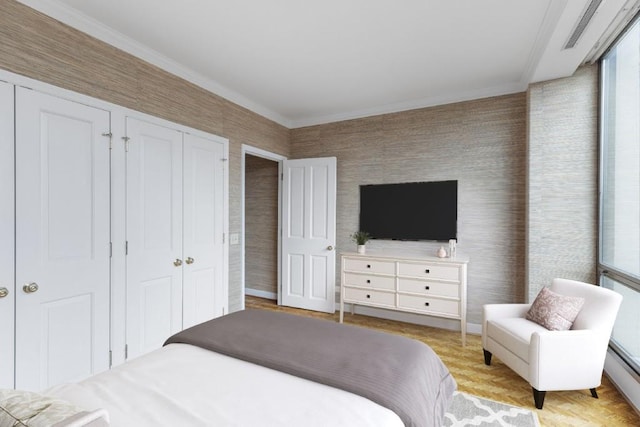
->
(0, 389, 109, 427)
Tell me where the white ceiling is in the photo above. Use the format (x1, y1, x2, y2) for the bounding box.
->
(17, 0, 639, 128)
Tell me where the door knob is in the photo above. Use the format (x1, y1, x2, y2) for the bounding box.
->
(173, 259, 183, 267)
(185, 257, 195, 265)
(327, 246, 334, 251)
(0, 287, 8, 298)
(23, 282, 39, 294)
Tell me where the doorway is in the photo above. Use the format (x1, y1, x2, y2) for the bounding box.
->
(241, 146, 337, 313)
(241, 146, 285, 308)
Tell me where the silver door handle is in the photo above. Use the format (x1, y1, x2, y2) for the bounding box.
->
(173, 259, 183, 267)
(23, 282, 39, 294)
(185, 257, 195, 265)
(327, 246, 334, 251)
(0, 287, 8, 298)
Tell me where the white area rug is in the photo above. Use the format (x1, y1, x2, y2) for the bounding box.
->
(443, 391, 540, 427)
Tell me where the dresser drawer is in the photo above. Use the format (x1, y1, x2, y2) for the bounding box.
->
(344, 258, 395, 275)
(344, 287, 395, 307)
(397, 278, 460, 298)
(344, 273, 395, 291)
(397, 262, 459, 281)
(397, 294, 460, 316)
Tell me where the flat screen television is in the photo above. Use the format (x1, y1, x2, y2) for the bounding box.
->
(359, 180, 457, 241)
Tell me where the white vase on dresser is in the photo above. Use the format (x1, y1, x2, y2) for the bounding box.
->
(339, 251, 469, 345)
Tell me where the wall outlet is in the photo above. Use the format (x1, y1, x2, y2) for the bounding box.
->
(230, 233, 240, 245)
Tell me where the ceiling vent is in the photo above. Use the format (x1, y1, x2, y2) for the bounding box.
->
(564, 0, 603, 49)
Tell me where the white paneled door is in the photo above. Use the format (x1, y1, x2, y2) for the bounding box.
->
(281, 157, 337, 313)
(15, 88, 111, 391)
(0, 82, 14, 389)
(182, 133, 226, 329)
(125, 118, 183, 360)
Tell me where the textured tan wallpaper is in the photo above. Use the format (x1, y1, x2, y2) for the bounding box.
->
(2, 0, 599, 322)
(291, 94, 528, 323)
(245, 155, 279, 296)
(526, 65, 599, 300)
(0, 0, 290, 312)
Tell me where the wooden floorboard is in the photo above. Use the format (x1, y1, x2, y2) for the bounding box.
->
(245, 296, 639, 427)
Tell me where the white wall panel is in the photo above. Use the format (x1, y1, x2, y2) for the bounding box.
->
(288, 167, 305, 238)
(311, 256, 328, 300)
(311, 165, 329, 239)
(140, 277, 174, 352)
(288, 254, 304, 297)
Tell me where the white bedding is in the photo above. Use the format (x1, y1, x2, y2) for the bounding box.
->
(47, 343, 404, 427)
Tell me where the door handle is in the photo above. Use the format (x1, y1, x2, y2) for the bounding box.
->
(185, 257, 195, 265)
(173, 259, 183, 267)
(327, 246, 334, 251)
(23, 282, 39, 294)
(0, 287, 8, 298)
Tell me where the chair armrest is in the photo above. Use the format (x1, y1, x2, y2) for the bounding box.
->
(529, 329, 607, 391)
(483, 303, 531, 322)
(482, 304, 531, 348)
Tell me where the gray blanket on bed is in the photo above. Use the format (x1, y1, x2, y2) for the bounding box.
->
(165, 309, 456, 427)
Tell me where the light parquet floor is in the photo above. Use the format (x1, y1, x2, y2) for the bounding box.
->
(245, 296, 640, 427)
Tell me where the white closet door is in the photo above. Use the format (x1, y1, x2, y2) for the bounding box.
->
(15, 88, 111, 391)
(126, 118, 183, 359)
(182, 133, 226, 328)
(0, 81, 14, 389)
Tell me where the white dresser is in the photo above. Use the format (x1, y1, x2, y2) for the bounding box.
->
(339, 252, 468, 345)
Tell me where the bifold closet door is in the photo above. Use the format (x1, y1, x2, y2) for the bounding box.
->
(182, 133, 226, 328)
(125, 117, 183, 360)
(15, 87, 111, 391)
(0, 81, 15, 389)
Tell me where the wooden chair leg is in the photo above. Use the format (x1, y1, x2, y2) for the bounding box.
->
(483, 349, 492, 365)
(532, 387, 546, 409)
(590, 388, 598, 399)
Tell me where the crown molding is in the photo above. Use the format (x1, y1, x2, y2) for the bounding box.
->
(518, 0, 568, 88)
(16, 0, 293, 128)
(289, 81, 527, 129)
(14, 0, 577, 131)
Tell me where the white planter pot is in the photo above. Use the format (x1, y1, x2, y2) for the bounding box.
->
(357, 245, 366, 254)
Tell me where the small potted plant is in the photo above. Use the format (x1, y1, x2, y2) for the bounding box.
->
(350, 231, 371, 254)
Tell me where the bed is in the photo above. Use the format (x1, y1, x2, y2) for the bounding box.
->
(10, 310, 456, 427)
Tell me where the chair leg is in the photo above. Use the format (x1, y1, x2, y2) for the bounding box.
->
(483, 349, 492, 365)
(590, 388, 598, 399)
(532, 387, 546, 409)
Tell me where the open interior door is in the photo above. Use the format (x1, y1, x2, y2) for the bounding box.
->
(281, 157, 336, 313)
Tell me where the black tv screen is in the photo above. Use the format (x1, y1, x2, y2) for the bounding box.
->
(359, 180, 457, 241)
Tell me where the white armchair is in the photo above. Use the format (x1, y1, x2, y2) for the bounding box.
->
(482, 278, 622, 409)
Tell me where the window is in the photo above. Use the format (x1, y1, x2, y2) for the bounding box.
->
(600, 16, 640, 374)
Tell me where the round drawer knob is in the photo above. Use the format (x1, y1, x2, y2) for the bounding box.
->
(424, 302, 430, 306)
(366, 279, 371, 284)
(425, 286, 430, 290)
(425, 269, 430, 274)
(0, 287, 8, 298)
(367, 264, 371, 268)
(366, 294, 371, 299)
